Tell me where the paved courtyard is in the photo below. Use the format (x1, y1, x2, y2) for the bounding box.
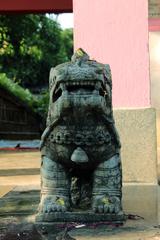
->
(0, 151, 160, 240)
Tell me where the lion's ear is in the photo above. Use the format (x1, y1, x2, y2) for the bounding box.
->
(104, 64, 112, 88)
(49, 67, 55, 90)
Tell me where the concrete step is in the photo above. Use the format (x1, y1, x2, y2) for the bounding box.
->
(0, 168, 40, 176)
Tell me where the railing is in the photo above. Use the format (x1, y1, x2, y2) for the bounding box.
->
(0, 106, 27, 124)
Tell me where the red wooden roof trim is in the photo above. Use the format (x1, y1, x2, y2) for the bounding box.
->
(0, 0, 73, 13)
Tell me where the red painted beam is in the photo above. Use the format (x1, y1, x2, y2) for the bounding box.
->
(0, 0, 73, 13)
(149, 18, 160, 32)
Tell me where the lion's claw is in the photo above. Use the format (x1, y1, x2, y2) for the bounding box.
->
(92, 195, 122, 214)
(39, 196, 69, 213)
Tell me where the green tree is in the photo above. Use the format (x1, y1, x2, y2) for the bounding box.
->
(59, 28, 73, 62)
(0, 14, 73, 90)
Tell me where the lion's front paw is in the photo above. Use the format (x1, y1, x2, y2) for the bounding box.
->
(39, 196, 69, 213)
(92, 195, 122, 214)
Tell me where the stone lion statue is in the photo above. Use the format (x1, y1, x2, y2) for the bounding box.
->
(38, 49, 123, 220)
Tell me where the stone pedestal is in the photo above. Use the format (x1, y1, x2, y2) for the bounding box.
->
(35, 212, 126, 223)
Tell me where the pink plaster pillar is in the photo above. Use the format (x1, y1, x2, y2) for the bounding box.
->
(73, 0, 150, 108)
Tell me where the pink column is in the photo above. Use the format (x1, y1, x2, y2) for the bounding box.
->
(73, 0, 150, 108)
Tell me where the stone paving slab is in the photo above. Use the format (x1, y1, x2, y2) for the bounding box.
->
(0, 175, 40, 186)
(0, 151, 40, 187)
(0, 151, 40, 170)
(0, 168, 40, 176)
(0, 186, 40, 216)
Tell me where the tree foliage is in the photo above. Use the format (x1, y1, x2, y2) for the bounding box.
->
(0, 73, 49, 121)
(0, 14, 73, 90)
(0, 73, 37, 109)
(60, 28, 73, 62)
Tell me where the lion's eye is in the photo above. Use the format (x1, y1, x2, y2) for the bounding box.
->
(52, 88, 62, 102)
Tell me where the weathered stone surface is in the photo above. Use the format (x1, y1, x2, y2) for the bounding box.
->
(37, 49, 123, 221)
(114, 108, 157, 183)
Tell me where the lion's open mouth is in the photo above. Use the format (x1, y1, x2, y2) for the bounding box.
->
(52, 80, 107, 102)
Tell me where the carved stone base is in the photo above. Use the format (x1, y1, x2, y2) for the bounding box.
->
(35, 212, 126, 237)
(35, 211, 126, 223)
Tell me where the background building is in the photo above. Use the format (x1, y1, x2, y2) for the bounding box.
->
(0, 86, 41, 140)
